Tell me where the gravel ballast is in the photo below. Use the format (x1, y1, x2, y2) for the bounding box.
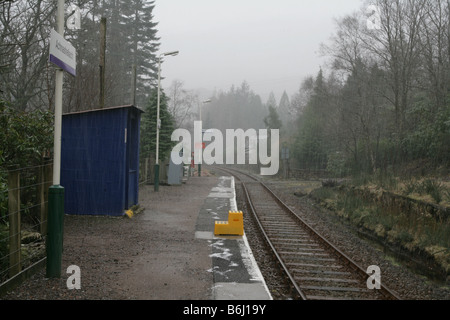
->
(242, 179, 449, 300)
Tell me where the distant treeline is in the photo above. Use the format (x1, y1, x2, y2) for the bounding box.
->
(288, 0, 450, 175)
(204, 1, 450, 177)
(1, 1, 449, 177)
(266, 0, 449, 176)
(203, 82, 267, 133)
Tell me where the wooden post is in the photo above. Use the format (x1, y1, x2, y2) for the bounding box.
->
(149, 155, 155, 184)
(131, 64, 137, 106)
(144, 158, 149, 184)
(99, 17, 107, 109)
(8, 170, 21, 277)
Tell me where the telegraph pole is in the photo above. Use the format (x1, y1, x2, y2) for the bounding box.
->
(99, 17, 106, 109)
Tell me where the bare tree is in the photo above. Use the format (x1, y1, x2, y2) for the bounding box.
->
(0, 0, 56, 110)
(362, 0, 427, 138)
(167, 80, 198, 130)
(417, 0, 450, 112)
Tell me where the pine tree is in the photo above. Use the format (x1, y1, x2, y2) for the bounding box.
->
(293, 69, 329, 170)
(266, 92, 277, 109)
(278, 91, 290, 126)
(63, 0, 160, 111)
(100, 0, 129, 106)
(140, 88, 175, 162)
(97, 0, 160, 108)
(116, 0, 160, 108)
(264, 105, 282, 131)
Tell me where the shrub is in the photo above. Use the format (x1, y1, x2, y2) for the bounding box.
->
(419, 179, 443, 204)
(0, 100, 53, 168)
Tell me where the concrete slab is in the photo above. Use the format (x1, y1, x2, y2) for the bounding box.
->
(213, 283, 272, 300)
(195, 231, 215, 240)
(117, 177, 219, 300)
(197, 176, 272, 300)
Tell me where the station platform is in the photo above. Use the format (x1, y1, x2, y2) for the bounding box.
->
(118, 172, 272, 300)
(1, 171, 272, 301)
(195, 176, 272, 300)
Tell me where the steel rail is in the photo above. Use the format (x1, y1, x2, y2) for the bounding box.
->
(215, 167, 306, 298)
(242, 181, 307, 299)
(213, 166, 401, 300)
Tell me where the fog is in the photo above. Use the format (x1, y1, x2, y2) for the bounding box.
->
(154, 0, 363, 102)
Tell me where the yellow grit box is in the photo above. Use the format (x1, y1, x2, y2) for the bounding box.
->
(214, 210, 244, 236)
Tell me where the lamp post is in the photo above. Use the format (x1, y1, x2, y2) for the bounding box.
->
(155, 50, 179, 192)
(198, 99, 211, 177)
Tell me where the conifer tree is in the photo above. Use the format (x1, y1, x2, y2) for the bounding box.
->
(264, 105, 282, 131)
(95, 0, 160, 108)
(278, 91, 290, 126)
(140, 88, 175, 162)
(119, 0, 160, 108)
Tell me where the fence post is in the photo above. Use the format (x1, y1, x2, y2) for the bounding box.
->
(8, 170, 21, 277)
(145, 158, 149, 184)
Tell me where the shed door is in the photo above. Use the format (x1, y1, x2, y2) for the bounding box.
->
(126, 112, 138, 208)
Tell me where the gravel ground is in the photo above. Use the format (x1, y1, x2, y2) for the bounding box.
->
(238, 178, 450, 300)
(1, 214, 135, 300)
(1, 175, 218, 300)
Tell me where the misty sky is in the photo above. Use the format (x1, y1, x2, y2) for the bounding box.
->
(153, 0, 364, 103)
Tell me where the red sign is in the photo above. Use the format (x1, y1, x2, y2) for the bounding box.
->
(195, 142, 206, 149)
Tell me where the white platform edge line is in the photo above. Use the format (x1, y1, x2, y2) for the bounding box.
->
(229, 176, 273, 300)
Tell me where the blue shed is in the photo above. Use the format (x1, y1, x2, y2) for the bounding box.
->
(61, 105, 143, 216)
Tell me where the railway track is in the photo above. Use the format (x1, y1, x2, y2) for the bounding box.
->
(213, 166, 401, 300)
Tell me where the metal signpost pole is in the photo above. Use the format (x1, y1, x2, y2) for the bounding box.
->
(154, 51, 178, 191)
(198, 99, 211, 177)
(198, 101, 202, 177)
(47, 0, 65, 278)
(154, 56, 162, 192)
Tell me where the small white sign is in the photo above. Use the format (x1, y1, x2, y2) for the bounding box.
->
(49, 29, 77, 76)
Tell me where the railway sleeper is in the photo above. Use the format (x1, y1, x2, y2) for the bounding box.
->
(265, 229, 308, 235)
(276, 246, 325, 253)
(283, 255, 336, 263)
(301, 286, 386, 300)
(271, 241, 321, 248)
(300, 285, 371, 293)
(305, 295, 374, 301)
(267, 233, 311, 240)
(262, 223, 304, 229)
(263, 221, 304, 226)
(291, 269, 352, 277)
(268, 234, 312, 240)
(261, 221, 297, 226)
(280, 251, 331, 257)
(259, 217, 295, 222)
(295, 275, 360, 284)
